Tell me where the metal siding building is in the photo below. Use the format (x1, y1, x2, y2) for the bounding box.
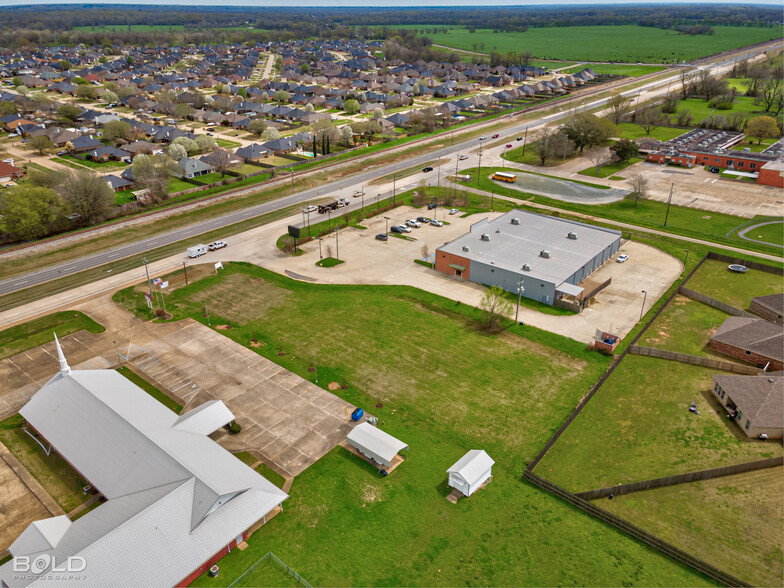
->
(435, 210, 621, 304)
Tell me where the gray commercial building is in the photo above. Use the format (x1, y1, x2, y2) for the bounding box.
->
(435, 210, 621, 305)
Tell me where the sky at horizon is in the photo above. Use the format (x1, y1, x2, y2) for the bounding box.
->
(0, 0, 781, 7)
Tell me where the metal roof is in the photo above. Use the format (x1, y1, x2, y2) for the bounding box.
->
(438, 210, 621, 285)
(347, 422, 407, 468)
(447, 450, 494, 486)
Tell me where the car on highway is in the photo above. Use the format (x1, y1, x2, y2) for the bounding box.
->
(405, 219, 421, 228)
(375, 233, 388, 241)
(449, 208, 460, 215)
(459, 154, 469, 160)
(416, 216, 430, 224)
(430, 220, 444, 227)
(492, 134, 500, 138)
(516, 137, 523, 141)
(390, 225, 404, 234)
(303, 205, 317, 213)
(505, 144, 512, 148)
(422, 166, 433, 172)
(479, 135, 487, 141)
(616, 254, 629, 263)
(208, 241, 228, 251)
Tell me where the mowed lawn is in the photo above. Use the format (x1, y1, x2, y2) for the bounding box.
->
(113, 263, 714, 587)
(392, 25, 781, 63)
(561, 63, 667, 77)
(603, 468, 783, 587)
(686, 259, 784, 310)
(535, 356, 783, 492)
(739, 220, 784, 247)
(0, 311, 104, 361)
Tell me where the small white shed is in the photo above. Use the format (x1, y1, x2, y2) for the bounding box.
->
(346, 422, 408, 469)
(447, 450, 494, 497)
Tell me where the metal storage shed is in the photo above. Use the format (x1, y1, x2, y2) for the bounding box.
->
(346, 422, 408, 469)
(447, 450, 494, 497)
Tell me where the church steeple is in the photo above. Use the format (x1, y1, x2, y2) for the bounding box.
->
(54, 333, 70, 376)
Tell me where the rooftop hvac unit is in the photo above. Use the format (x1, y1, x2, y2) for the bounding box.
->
(511, 217, 520, 225)
(567, 231, 578, 240)
(522, 263, 531, 271)
(540, 250, 550, 258)
(481, 233, 491, 241)
(463, 245, 470, 252)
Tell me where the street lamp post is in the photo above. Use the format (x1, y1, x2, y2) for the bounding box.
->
(384, 216, 389, 241)
(327, 208, 332, 230)
(639, 290, 648, 322)
(318, 238, 323, 259)
(476, 143, 483, 186)
(335, 227, 339, 261)
(515, 278, 525, 324)
(522, 126, 528, 156)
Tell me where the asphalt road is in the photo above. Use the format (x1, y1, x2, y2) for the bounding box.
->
(0, 45, 775, 297)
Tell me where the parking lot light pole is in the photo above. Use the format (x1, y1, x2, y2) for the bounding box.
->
(318, 238, 323, 259)
(515, 278, 525, 324)
(335, 227, 339, 261)
(384, 216, 389, 241)
(639, 290, 648, 322)
(476, 144, 483, 186)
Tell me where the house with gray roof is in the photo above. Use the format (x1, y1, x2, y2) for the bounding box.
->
(712, 372, 783, 438)
(0, 337, 287, 587)
(710, 317, 784, 370)
(178, 156, 215, 179)
(750, 293, 784, 325)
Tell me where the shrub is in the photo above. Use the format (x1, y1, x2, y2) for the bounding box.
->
(228, 421, 241, 434)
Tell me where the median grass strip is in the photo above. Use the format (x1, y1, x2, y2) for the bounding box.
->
(0, 311, 104, 361)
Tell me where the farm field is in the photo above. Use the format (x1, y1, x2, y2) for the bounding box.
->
(603, 468, 783, 587)
(112, 262, 714, 587)
(686, 259, 784, 310)
(388, 25, 781, 63)
(535, 356, 783, 491)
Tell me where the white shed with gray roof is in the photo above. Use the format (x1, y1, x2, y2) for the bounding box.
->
(346, 422, 408, 468)
(447, 450, 494, 497)
(435, 210, 621, 305)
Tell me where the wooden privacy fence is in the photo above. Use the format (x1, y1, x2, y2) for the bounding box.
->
(628, 345, 760, 374)
(522, 471, 750, 588)
(576, 456, 783, 500)
(678, 286, 756, 318)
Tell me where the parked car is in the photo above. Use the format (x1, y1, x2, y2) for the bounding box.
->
(398, 225, 412, 233)
(390, 225, 404, 234)
(707, 166, 720, 173)
(430, 220, 444, 227)
(516, 136, 523, 141)
(375, 233, 388, 241)
(208, 241, 228, 251)
(449, 208, 460, 215)
(505, 144, 512, 148)
(57, 150, 68, 155)
(616, 254, 629, 263)
(459, 154, 468, 160)
(427, 203, 438, 210)
(492, 134, 500, 138)
(479, 135, 487, 141)
(303, 205, 317, 213)
(206, 132, 213, 136)
(416, 217, 430, 223)
(405, 219, 421, 228)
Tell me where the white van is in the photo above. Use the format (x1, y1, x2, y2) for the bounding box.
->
(187, 244, 208, 258)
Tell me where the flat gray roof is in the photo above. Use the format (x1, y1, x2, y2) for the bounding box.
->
(438, 210, 621, 285)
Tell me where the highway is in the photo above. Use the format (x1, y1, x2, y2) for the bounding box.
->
(0, 42, 776, 298)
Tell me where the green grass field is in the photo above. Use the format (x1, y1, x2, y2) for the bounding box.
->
(740, 221, 784, 246)
(73, 24, 185, 32)
(686, 259, 784, 310)
(535, 356, 783, 492)
(0, 311, 104, 361)
(112, 261, 714, 587)
(561, 63, 667, 77)
(390, 25, 781, 63)
(579, 157, 643, 178)
(614, 122, 687, 142)
(670, 96, 766, 126)
(603, 469, 783, 587)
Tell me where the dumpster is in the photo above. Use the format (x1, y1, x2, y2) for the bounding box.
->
(351, 408, 364, 421)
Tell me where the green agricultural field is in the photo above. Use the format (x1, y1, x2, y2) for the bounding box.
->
(112, 262, 715, 586)
(536, 356, 783, 492)
(604, 469, 783, 587)
(0, 310, 104, 361)
(73, 24, 185, 32)
(686, 259, 784, 310)
(389, 25, 781, 63)
(561, 63, 667, 77)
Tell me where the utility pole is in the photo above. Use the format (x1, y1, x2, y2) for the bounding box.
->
(664, 182, 674, 227)
(335, 227, 339, 261)
(384, 216, 389, 242)
(183, 261, 188, 286)
(204, 302, 210, 326)
(476, 143, 483, 186)
(490, 187, 494, 211)
(522, 127, 528, 156)
(515, 278, 525, 324)
(318, 238, 323, 259)
(143, 257, 154, 305)
(639, 290, 648, 322)
(290, 166, 295, 193)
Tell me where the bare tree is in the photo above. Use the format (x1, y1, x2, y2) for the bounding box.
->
(58, 169, 114, 226)
(606, 93, 632, 125)
(637, 108, 667, 135)
(586, 147, 607, 175)
(628, 172, 649, 208)
(679, 69, 696, 99)
(133, 154, 172, 202)
(211, 149, 236, 177)
(480, 286, 513, 332)
(420, 244, 430, 261)
(757, 78, 783, 115)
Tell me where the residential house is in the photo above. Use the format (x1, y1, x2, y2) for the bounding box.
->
(711, 373, 783, 438)
(709, 317, 784, 370)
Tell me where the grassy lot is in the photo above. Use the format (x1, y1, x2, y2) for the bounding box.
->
(670, 96, 766, 127)
(168, 177, 196, 193)
(502, 140, 581, 166)
(603, 469, 783, 587)
(215, 138, 242, 149)
(579, 157, 643, 179)
(686, 259, 784, 310)
(0, 311, 104, 361)
(73, 24, 185, 32)
(192, 172, 229, 185)
(229, 558, 303, 588)
(234, 163, 264, 175)
(52, 156, 126, 171)
(115, 366, 182, 414)
(463, 167, 783, 256)
(639, 295, 735, 360)
(561, 63, 668, 77)
(114, 190, 135, 206)
(389, 25, 781, 63)
(536, 356, 783, 492)
(614, 122, 687, 142)
(739, 220, 784, 246)
(0, 414, 90, 512)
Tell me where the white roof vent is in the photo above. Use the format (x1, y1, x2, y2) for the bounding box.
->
(462, 245, 470, 252)
(481, 233, 491, 241)
(567, 231, 578, 240)
(522, 263, 531, 271)
(540, 250, 550, 258)
(511, 217, 520, 225)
